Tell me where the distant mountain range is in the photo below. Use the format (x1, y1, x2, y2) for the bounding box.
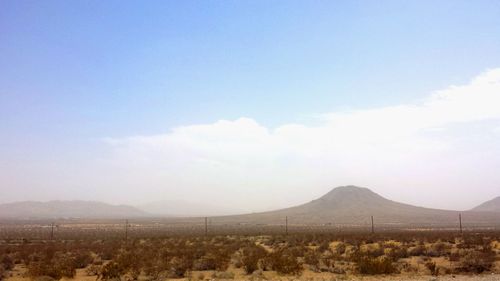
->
(0, 186, 498, 227)
(212, 186, 500, 226)
(137, 200, 245, 217)
(471, 196, 500, 212)
(0, 200, 148, 219)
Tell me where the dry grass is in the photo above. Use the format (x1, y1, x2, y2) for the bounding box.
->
(1, 227, 500, 280)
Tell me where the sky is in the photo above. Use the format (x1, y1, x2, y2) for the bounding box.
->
(1, 1, 500, 212)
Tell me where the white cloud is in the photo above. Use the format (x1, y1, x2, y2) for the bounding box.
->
(103, 68, 500, 210)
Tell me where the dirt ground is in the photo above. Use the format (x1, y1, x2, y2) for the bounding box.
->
(5, 265, 500, 281)
(3, 234, 499, 281)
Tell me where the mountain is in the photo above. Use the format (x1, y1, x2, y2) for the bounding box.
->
(471, 196, 500, 212)
(0, 200, 149, 219)
(212, 186, 500, 227)
(2, 187, 498, 227)
(138, 200, 245, 217)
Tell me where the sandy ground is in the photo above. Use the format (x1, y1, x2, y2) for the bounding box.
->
(5, 265, 500, 281)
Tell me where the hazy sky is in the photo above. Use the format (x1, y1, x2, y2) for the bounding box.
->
(1, 1, 500, 212)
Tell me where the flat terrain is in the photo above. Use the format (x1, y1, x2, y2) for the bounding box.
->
(5, 267, 500, 281)
(1, 223, 500, 281)
(4, 262, 500, 281)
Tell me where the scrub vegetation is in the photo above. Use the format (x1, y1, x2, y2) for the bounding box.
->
(1, 226, 499, 281)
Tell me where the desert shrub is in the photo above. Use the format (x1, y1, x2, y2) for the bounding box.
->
(304, 249, 320, 271)
(86, 264, 101, 276)
(27, 254, 76, 279)
(365, 245, 384, 258)
(53, 256, 77, 279)
(408, 245, 426, 256)
(357, 256, 397, 275)
(456, 249, 495, 274)
(267, 250, 302, 275)
(425, 261, 438, 276)
(73, 251, 93, 269)
(192, 254, 217, 271)
(319, 251, 336, 272)
(232, 253, 243, 269)
(286, 246, 306, 258)
(448, 252, 460, 262)
(386, 247, 408, 261)
(1, 256, 14, 271)
(129, 267, 140, 281)
(142, 260, 167, 281)
(3, 230, 500, 281)
(167, 256, 192, 278)
(241, 245, 267, 274)
(335, 243, 346, 255)
(317, 241, 330, 253)
(115, 250, 138, 271)
(100, 262, 124, 280)
(396, 261, 417, 274)
(346, 246, 361, 261)
(211, 251, 231, 271)
(427, 242, 449, 257)
(27, 261, 44, 278)
(0, 265, 5, 281)
(460, 235, 485, 249)
(113, 250, 143, 279)
(98, 242, 120, 261)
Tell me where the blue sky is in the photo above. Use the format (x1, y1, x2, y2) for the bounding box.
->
(1, 1, 500, 210)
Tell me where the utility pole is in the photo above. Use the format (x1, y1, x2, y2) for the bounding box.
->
(204, 217, 208, 236)
(371, 216, 374, 234)
(459, 213, 463, 234)
(285, 216, 288, 236)
(50, 222, 55, 240)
